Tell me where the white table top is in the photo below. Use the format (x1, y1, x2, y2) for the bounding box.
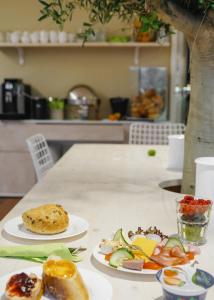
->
(0, 144, 213, 299)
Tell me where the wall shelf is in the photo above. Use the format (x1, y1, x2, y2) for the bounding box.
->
(0, 42, 170, 48)
(0, 42, 170, 65)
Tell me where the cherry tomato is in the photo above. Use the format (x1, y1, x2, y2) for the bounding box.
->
(105, 253, 113, 261)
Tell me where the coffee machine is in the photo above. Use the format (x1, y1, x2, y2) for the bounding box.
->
(0, 79, 31, 119)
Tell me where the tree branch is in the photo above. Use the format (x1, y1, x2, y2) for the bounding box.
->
(150, 0, 201, 38)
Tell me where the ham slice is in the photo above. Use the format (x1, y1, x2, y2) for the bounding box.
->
(122, 259, 144, 271)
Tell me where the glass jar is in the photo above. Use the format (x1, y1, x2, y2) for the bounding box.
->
(177, 197, 212, 245)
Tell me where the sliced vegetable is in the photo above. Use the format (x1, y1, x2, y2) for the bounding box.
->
(143, 261, 162, 270)
(186, 252, 195, 261)
(164, 237, 185, 253)
(164, 276, 185, 286)
(164, 269, 179, 277)
(105, 252, 113, 261)
(113, 228, 130, 246)
(109, 248, 134, 268)
(183, 244, 189, 252)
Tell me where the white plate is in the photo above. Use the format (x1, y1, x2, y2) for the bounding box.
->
(3, 214, 89, 240)
(0, 266, 113, 300)
(93, 245, 157, 275)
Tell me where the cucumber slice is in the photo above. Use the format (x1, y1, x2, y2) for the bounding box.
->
(109, 248, 134, 268)
(165, 237, 185, 252)
(113, 228, 130, 246)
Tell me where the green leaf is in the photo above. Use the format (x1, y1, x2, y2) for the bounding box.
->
(83, 22, 92, 27)
(38, 0, 49, 6)
(38, 13, 48, 21)
(68, 247, 87, 254)
(49, 98, 65, 110)
(141, 23, 149, 32)
(37, 0, 214, 39)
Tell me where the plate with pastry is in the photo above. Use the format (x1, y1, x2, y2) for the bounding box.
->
(0, 258, 113, 300)
(3, 204, 89, 240)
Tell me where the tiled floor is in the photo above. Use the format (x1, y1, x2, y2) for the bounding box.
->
(0, 198, 20, 220)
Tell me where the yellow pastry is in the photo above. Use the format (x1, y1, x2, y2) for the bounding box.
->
(22, 204, 69, 234)
(43, 259, 89, 300)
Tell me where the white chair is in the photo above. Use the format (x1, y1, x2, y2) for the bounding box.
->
(26, 134, 54, 181)
(129, 122, 185, 145)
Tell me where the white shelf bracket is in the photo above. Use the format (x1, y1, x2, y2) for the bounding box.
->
(134, 47, 140, 66)
(17, 47, 25, 65)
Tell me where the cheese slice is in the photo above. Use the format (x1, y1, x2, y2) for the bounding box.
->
(132, 237, 157, 262)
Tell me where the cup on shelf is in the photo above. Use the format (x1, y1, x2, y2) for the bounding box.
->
(6, 32, 11, 43)
(96, 30, 106, 42)
(21, 31, 31, 44)
(67, 32, 75, 43)
(10, 31, 21, 44)
(0, 32, 5, 43)
(157, 26, 169, 45)
(39, 30, 49, 44)
(58, 31, 68, 44)
(50, 30, 58, 44)
(167, 134, 184, 171)
(30, 31, 40, 44)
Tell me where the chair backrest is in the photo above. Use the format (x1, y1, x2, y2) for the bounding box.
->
(129, 122, 186, 145)
(26, 134, 54, 181)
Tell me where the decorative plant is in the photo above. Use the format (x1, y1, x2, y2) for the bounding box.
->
(38, 0, 214, 194)
(49, 98, 65, 110)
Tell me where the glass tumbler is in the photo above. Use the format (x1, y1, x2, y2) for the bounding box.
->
(177, 198, 212, 245)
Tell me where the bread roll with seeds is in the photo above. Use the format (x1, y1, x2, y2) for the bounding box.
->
(22, 204, 69, 234)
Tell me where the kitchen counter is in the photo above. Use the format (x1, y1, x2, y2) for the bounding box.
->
(1, 119, 132, 125)
(0, 144, 213, 299)
(0, 121, 127, 195)
(0, 119, 169, 195)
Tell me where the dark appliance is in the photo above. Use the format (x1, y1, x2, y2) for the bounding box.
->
(110, 97, 129, 119)
(0, 79, 31, 119)
(31, 97, 49, 119)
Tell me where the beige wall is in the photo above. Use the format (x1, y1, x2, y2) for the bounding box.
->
(0, 0, 170, 117)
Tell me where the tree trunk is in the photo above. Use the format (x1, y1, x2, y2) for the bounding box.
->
(150, 0, 214, 194)
(182, 42, 214, 194)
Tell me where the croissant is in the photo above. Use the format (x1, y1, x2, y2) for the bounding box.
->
(43, 259, 89, 300)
